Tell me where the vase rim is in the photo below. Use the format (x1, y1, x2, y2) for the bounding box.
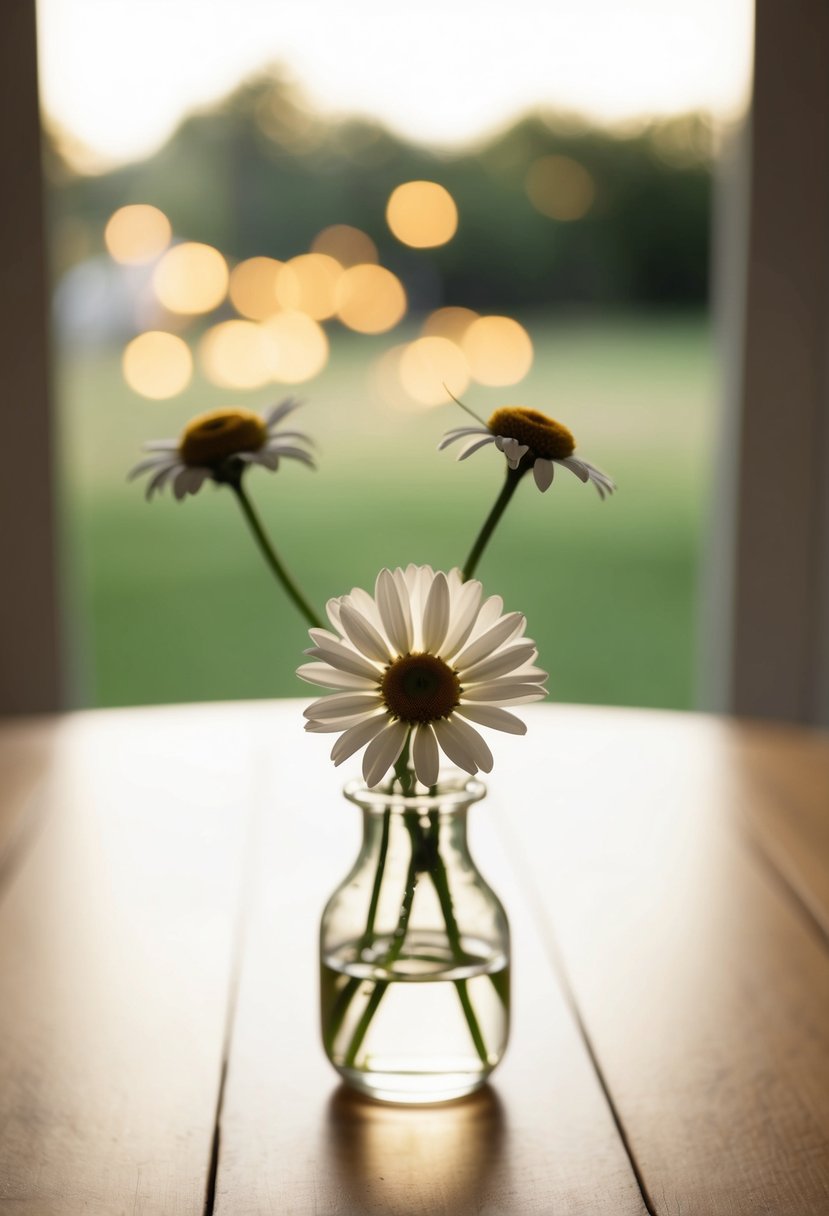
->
(343, 770, 486, 813)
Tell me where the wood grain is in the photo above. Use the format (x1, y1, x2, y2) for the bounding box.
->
(1, 701, 827, 1214)
(213, 712, 648, 1216)
(732, 721, 829, 937)
(494, 706, 829, 1216)
(0, 705, 256, 1215)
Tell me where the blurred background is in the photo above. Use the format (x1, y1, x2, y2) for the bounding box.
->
(36, 0, 753, 710)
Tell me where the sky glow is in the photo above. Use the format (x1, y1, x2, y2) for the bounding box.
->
(37, 0, 753, 171)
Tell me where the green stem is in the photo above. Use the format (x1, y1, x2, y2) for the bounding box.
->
(343, 834, 419, 1068)
(323, 807, 391, 1054)
(461, 465, 525, 581)
(363, 809, 391, 945)
(333, 740, 414, 1064)
(229, 480, 323, 629)
(423, 815, 490, 1065)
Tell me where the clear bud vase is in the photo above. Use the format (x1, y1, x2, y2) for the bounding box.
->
(320, 772, 510, 1104)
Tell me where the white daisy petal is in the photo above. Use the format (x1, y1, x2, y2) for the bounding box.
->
(308, 626, 346, 648)
(325, 598, 343, 632)
(305, 638, 382, 681)
(305, 712, 383, 733)
(433, 717, 479, 775)
(468, 594, 504, 640)
(173, 466, 208, 500)
(458, 436, 498, 461)
(338, 602, 393, 664)
(411, 566, 435, 637)
(533, 458, 555, 492)
(376, 568, 413, 656)
(559, 456, 590, 484)
(456, 704, 527, 735)
(494, 436, 529, 469)
(266, 398, 300, 427)
(142, 439, 180, 452)
(441, 579, 484, 659)
(330, 714, 390, 765)
(128, 456, 171, 480)
(363, 719, 408, 787)
(296, 662, 377, 690)
(442, 715, 494, 772)
(265, 429, 313, 445)
(252, 449, 280, 470)
(506, 664, 548, 687)
(421, 571, 451, 653)
(145, 462, 180, 500)
(455, 612, 526, 671)
(304, 692, 384, 721)
(412, 723, 440, 788)
(437, 426, 491, 450)
(514, 665, 549, 682)
(301, 565, 547, 785)
(461, 641, 538, 685)
(265, 444, 315, 467)
(580, 461, 616, 498)
(462, 681, 547, 705)
(348, 586, 386, 635)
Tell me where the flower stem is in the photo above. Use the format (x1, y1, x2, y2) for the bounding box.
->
(342, 832, 419, 1068)
(363, 808, 391, 944)
(461, 465, 525, 581)
(229, 480, 323, 629)
(338, 781, 491, 1070)
(422, 813, 490, 1064)
(328, 741, 414, 1061)
(322, 806, 391, 1055)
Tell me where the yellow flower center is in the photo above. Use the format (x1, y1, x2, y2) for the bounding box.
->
(179, 408, 267, 468)
(487, 407, 575, 461)
(381, 653, 461, 724)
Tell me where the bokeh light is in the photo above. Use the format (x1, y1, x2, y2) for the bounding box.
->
(276, 253, 342, 320)
(525, 155, 595, 221)
(399, 336, 470, 406)
(104, 204, 172, 265)
(422, 306, 479, 343)
(122, 331, 192, 399)
(152, 242, 229, 314)
(311, 224, 378, 267)
(336, 264, 407, 334)
(199, 320, 274, 389)
(386, 181, 458, 248)
(229, 256, 283, 320)
(462, 316, 533, 386)
(263, 311, 329, 382)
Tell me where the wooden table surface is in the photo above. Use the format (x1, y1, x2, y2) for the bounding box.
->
(0, 701, 827, 1215)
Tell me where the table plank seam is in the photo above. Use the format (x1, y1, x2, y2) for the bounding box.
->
(530, 913, 658, 1216)
(743, 828, 829, 952)
(202, 794, 263, 1216)
(494, 817, 657, 1216)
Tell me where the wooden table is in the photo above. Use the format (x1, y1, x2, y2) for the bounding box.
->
(0, 701, 827, 1215)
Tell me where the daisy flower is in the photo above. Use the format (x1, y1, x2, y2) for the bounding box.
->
(440, 405, 615, 497)
(128, 399, 314, 500)
(299, 565, 548, 788)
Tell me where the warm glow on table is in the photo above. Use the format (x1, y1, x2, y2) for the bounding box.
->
(1, 702, 827, 1213)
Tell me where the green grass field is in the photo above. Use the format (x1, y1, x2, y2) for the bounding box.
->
(59, 310, 716, 710)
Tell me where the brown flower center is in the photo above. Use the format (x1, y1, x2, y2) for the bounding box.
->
(179, 408, 267, 467)
(381, 653, 461, 724)
(487, 407, 575, 461)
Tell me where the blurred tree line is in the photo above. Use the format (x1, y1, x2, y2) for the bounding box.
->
(46, 69, 712, 311)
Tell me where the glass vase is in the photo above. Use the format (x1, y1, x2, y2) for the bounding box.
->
(320, 772, 510, 1104)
